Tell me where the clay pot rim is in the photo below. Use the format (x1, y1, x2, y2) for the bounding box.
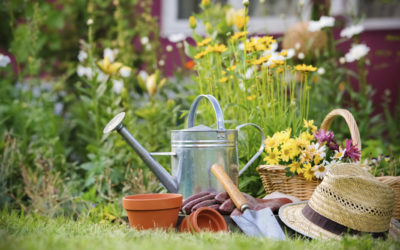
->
(192, 207, 228, 232)
(123, 193, 182, 210)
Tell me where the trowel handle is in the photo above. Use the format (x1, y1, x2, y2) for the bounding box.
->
(211, 164, 249, 212)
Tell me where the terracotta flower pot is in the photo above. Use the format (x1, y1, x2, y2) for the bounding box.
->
(123, 193, 182, 230)
(179, 207, 228, 233)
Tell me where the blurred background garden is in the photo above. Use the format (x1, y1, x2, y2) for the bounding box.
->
(0, 0, 400, 222)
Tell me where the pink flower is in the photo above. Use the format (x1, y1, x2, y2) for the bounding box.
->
(344, 139, 361, 161)
(314, 129, 334, 143)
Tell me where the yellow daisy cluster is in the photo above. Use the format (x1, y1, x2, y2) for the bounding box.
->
(197, 38, 212, 47)
(245, 36, 276, 52)
(247, 94, 257, 101)
(294, 64, 317, 72)
(251, 55, 271, 65)
(194, 43, 227, 59)
(263, 124, 329, 181)
(230, 31, 248, 41)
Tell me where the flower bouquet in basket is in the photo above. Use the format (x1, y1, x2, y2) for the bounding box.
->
(257, 109, 363, 200)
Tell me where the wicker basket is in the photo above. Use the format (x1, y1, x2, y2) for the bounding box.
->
(257, 108, 400, 219)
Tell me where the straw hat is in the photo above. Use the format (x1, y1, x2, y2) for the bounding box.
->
(279, 163, 395, 239)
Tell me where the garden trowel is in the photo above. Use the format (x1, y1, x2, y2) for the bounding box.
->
(211, 164, 286, 240)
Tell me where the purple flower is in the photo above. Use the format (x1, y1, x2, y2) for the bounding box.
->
(314, 129, 335, 144)
(344, 139, 361, 161)
(327, 139, 339, 151)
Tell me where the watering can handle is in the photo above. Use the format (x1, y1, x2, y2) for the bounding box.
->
(236, 123, 265, 176)
(187, 95, 225, 130)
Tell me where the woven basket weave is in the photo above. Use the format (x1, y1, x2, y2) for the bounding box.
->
(257, 109, 400, 219)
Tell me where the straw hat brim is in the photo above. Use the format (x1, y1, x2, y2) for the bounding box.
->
(279, 201, 341, 240)
(279, 201, 400, 240)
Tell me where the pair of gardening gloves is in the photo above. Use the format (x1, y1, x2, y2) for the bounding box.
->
(180, 191, 293, 217)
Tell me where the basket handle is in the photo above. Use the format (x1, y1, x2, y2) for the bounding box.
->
(320, 109, 361, 152)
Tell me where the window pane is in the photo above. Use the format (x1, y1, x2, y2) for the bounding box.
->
(177, 0, 228, 19)
(248, 0, 298, 17)
(359, 0, 400, 18)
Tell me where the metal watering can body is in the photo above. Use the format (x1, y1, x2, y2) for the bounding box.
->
(104, 95, 265, 199)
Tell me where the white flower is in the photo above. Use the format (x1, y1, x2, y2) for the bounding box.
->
(313, 164, 329, 179)
(120, 66, 131, 78)
(87, 18, 93, 25)
(238, 42, 245, 51)
(309, 142, 326, 158)
(298, 52, 305, 60)
(96, 70, 108, 83)
(308, 16, 335, 32)
(159, 60, 165, 66)
(112, 79, 124, 94)
(77, 65, 93, 79)
(317, 67, 325, 75)
(238, 81, 245, 91)
(332, 147, 346, 161)
(140, 36, 149, 45)
(0, 54, 11, 67)
(340, 24, 364, 39)
(176, 42, 183, 48)
(265, 53, 285, 67)
(242, 0, 249, 5)
(145, 44, 152, 50)
(295, 42, 301, 50)
(298, 0, 304, 6)
(166, 45, 173, 52)
(104, 48, 116, 62)
(345, 44, 370, 63)
(78, 50, 88, 62)
(339, 57, 346, 64)
(245, 67, 254, 79)
(168, 33, 186, 43)
(138, 70, 148, 82)
(286, 48, 295, 59)
(54, 102, 64, 115)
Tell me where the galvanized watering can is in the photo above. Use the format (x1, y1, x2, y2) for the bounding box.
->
(104, 95, 265, 199)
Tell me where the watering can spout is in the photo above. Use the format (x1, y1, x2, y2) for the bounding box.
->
(103, 112, 179, 193)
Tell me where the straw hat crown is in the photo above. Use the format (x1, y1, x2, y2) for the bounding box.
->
(308, 163, 395, 232)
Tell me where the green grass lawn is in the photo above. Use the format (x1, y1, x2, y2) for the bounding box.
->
(0, 210, 399, 250)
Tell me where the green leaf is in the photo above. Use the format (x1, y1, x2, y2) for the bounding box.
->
(184, 41, 196, 58)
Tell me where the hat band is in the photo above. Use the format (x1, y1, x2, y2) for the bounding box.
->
(302, 204, 387, 238)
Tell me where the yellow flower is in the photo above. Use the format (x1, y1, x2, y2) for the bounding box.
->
(301, 163, 315, 181)
(289, 162, 301, 174)
(231, 31, 248, 41)
(264, 137, 279, 149)
(281, 139, 300, 160)
(97, 56, 123, 75)
(313, 154, 323, 165)
(146, 73, 166, 97)
(296, 137, 310, 148)
(194, 50, 208, 59)
(234, 9, 249, 30)
(294, 64, 317, 72)
(279, 50, 288, 57)
(189, 16, 197, 29)
(201, 0, 210, 8)
(247, 94, 257, 101)
(197, 38, 212, 47)
(208, 44, 227, 53)
(303, 119, 318, 132)
(219, 77, 228, 83)
(273, 128, 291, 143)
(264, 148, 281, 165)
(276, 67, 283, 74)
(251, 55, 270, 65)
(227, 65, 236, 71)
(300, 131, 314, 142)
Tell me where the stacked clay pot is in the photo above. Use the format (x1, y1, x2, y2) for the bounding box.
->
(179, 207, 228, 233)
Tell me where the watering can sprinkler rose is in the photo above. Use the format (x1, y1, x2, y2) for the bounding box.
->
(104, 95, 265, 198)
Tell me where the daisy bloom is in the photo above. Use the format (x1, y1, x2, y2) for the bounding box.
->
(289, 162, 301, 174)
(332, 147, 346, 161)
(301, 163, 315, 181)
(313, 164, 328, 179)
(264, 148, 281, 165)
